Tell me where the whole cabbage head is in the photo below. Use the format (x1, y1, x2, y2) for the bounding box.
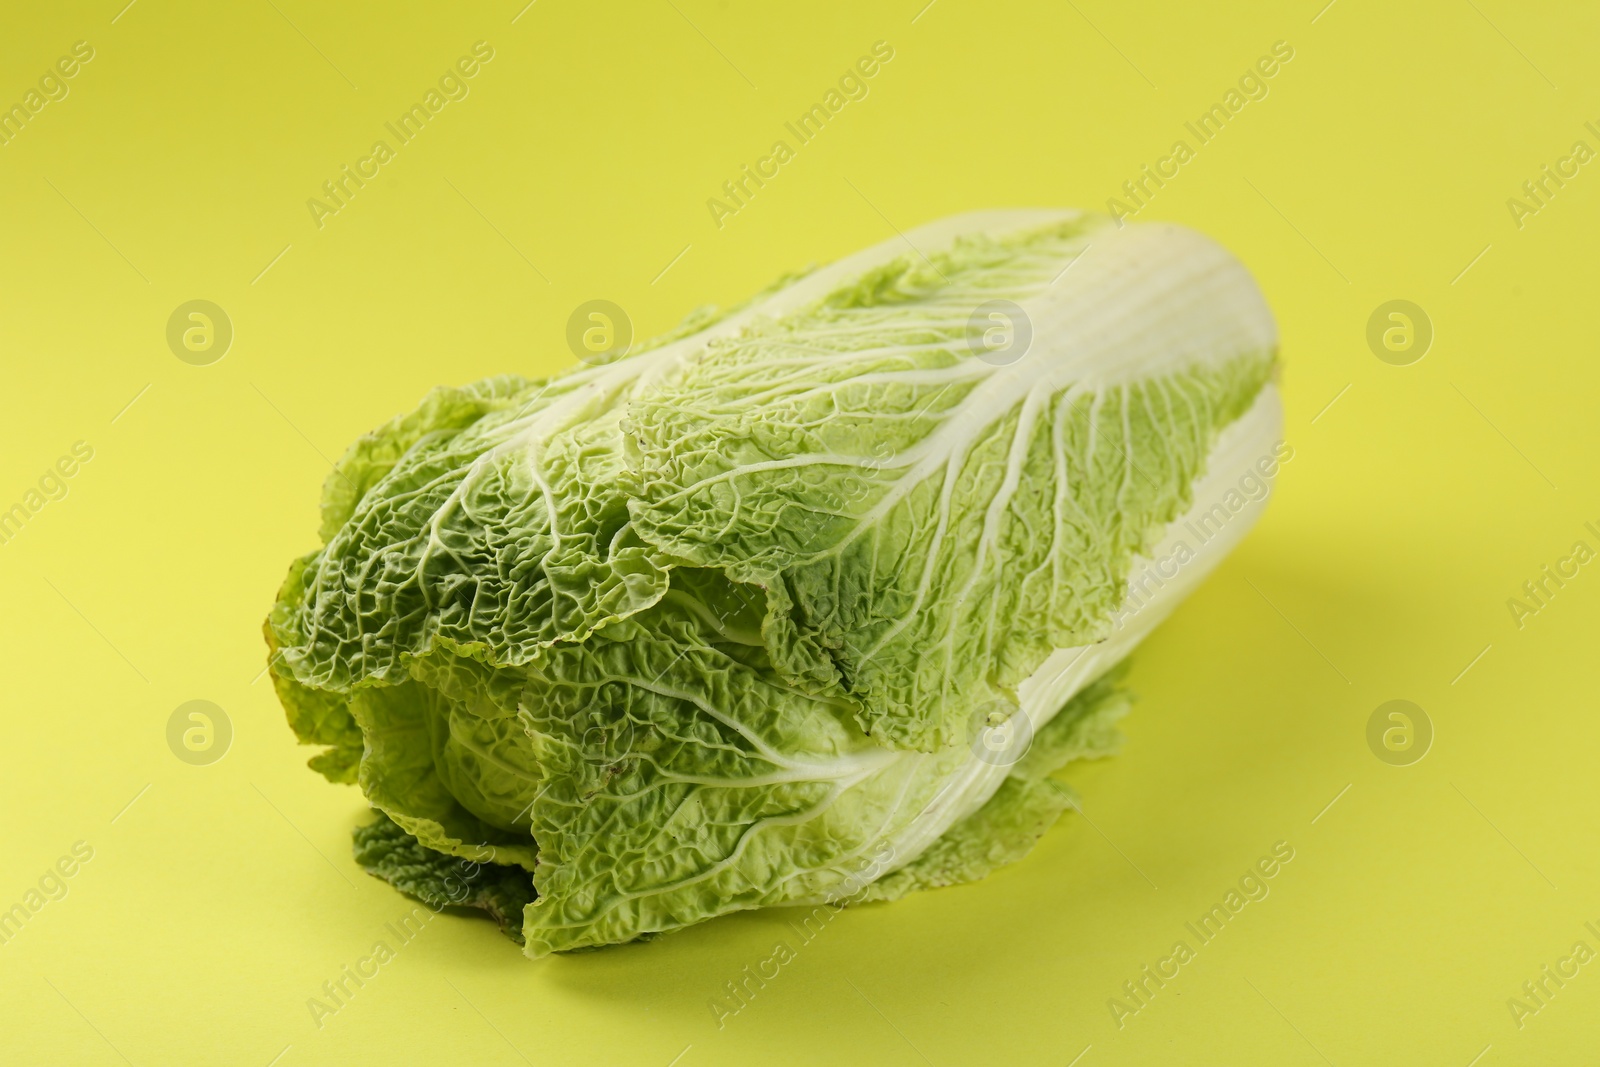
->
(266, 209, 1282, 955)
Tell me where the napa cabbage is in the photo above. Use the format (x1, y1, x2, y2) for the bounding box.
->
(266, 209, 1281, 955)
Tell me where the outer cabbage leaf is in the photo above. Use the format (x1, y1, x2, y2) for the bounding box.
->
(512, 572, 973, 955)
(317, 375, 535, 543)
(274, 267, 827, 699)
(353, 810, 537, 943)
(267, 553, 363, 783)
(273, 364, 668, 695)
(855, 663, 1132, 902)
(628, 219, 1274, 751)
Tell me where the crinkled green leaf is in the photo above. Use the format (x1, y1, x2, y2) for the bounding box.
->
(275, 365, 668, 694)
(318, 375, 536, 544)
(629, 219, 1273, 750)
(513, 576, 975, 954)
(266, 553, 362, 782)
(353, 810, 537, 943)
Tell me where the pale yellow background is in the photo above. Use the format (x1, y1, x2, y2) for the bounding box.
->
(2, 1, 1596, 1064)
